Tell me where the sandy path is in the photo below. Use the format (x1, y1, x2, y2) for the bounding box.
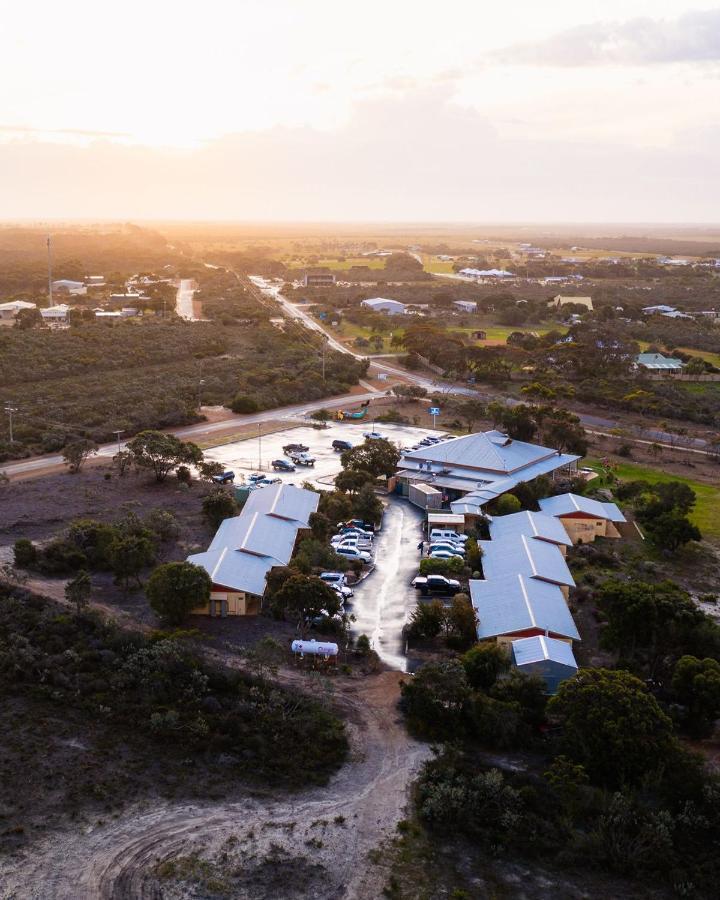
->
(0, 671, 428, 899)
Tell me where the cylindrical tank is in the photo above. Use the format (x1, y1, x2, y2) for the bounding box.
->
(291, 639, 339, 656)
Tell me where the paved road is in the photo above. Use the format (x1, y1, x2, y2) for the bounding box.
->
(349, 498, 424, 671)
(175, 278, 197, 319)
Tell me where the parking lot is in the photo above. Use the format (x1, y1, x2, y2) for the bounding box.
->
(203, 419, 447, 488)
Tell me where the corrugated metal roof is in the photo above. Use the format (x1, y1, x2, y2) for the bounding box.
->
(479, 534, 575, 588)
(470, 574, 580, 641)
(489, 510, 572, 547)
(187, 547, 278, 597)
(402, 430, 560, 475)
(242, 482, 319, 527)
(539, 493, 626, 523)
(511, 635, 578, 668)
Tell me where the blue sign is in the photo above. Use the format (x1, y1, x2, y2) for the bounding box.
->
(429, 407, 440, 416)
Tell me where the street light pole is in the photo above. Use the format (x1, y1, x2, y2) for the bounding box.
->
(112, 429, 124, 456)
(257, 422, 262, 471)
(47, 235, 53, 306)
(4, 405, 17, 444)
(197, 378, 205, 410)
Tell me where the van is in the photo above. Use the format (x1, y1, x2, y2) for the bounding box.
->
(429, 528, 467, 543)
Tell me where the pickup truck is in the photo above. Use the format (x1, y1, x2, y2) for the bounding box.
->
(283, 442, 309, 454)
(290, 452, 316, 466)
(412, 574, 461, 596)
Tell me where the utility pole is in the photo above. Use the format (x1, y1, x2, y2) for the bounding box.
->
(322, 338, 326, 381)
(257, 422, 262, 471)
(4, 405, 17, 444)
(197, 378, 205, 410)
(112, 429, 124, 456)
(47, 234, 53, 306)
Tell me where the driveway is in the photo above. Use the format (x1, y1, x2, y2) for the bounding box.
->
(348, 497, 423, 671)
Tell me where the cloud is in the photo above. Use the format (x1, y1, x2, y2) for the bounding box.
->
(0, 87, 718, 222)
(0, 125, 131, 138)
(492, 9, 720, 67)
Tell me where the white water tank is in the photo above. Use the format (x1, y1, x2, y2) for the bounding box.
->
(291, 639, 339, 657)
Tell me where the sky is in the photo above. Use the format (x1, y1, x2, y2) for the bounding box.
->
(1, 0, 720, 221)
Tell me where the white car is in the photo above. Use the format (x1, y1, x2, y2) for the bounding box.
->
(429, 542, 466, 556)
(335, 546, 372, 563)
(429, 549, 465, 561)
(331, 534, 372, 547)
(320, 572, 346, 587)
(335, 539, 373, 554)
(363, 431, 386, 440)
(333, 584, 354, 599)
(430, 530, 468, 544)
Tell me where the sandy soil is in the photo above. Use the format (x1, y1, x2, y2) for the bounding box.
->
(0, 669, 429, 900)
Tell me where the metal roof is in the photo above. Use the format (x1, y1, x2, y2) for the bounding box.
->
(511, 635, 578, 669)
(488, 510, 572, 547)
(187, 546, 280, 597)
(470, 574, 580, 641)
(538, 493, 626, 523)
(479, 534, 575, 588)
(636, 352, 683, 370)
(241, 482, 319, 527)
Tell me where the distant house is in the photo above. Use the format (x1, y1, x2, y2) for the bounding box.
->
(303, 268, 336, 288)
(636, 352, 683, 373)
(470, 573, 580, 645)
(471, 329, 487, 340)
(459, 268, 514, 279)
(361, 297, 407, 315)
(538, 493, 626, 544)
(640, 304, 692, 319)
(0, 299, 36, 323)
(453, 300, 477, 313)
(40, 303, 71, 325)
(549, 295, 593, 311)
(187, 484, 319, 616)
(479, 534, 575, 599)
(52, 279, 86, 295)
(85, 275, 105, 286)
(510, 635, 578, 694)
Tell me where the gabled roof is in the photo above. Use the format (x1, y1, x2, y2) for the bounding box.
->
(0, 300, 36, 311)
(538, 493, 625, 523)
(402, 430, 556, 475)
(187, 546, 282, 598)
(511, 635, 578, 669)
(489, 510, 572, 547)
(470, 574, 580, 641)
(636, 352, 683, 369)
(479, 534, 575, 588)
(241, 483, 319, 528)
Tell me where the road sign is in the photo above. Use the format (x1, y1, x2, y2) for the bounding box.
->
(429, 407, 440, 416)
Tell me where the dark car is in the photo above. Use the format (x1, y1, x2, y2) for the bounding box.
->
(272, 459, 296, 472)
(332, 439, 352, 452)
(283, 443, 309, 454)
(411, 574, 461, 596)
(211, 470, 235, 484)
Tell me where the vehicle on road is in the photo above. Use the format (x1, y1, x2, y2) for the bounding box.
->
(283, 443, 309, 454)
(412, 574, 461, 595)
(429, 549, 464, 560)
(272, 459, 296, 472)
(335, 546, 372, 563)
(211, 470, 235, 484)
(290, 452, 316, 466)
(332, 439, 353, 452)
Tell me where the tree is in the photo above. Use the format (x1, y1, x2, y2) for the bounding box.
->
(62, 438, 98, 473)
(272, 575, 341, 634)
(67, 519, 120, 568)
(352, 483, 384, 525)
(65, 569, 92, 614)
(340, 439, 400, 478)
(197, 460, 225, 483)
(202, 489, 238, 530)
(335, 468, 375, 495)
(13, 538, 37, 569)
(547, 668, 676, 788)
(400, 660, 471, 739)
(14, 307, 42, 330)
(109, 533, 155, 593)
(493, 494, 522, 516)
(230, 394, 259, 413)
(392, 384, 427, 401)
(407, 599, 446, 641)
(113, 449, 133, 477)
(456, 398, 486, 432)
(446, 593, 477, 650)
(462, 642, 510, 690)
(146, 561, 212, 625)
(308, 511, 331, 542)
(127, 430, 203, 482)
(464, 537, 482, 573)
(418, 556, 464, 577)
(643, 511, 701, 552)
(672, 655, 720, 738)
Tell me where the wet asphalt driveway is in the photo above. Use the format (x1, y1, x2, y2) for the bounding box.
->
(348, 497, 424, 671)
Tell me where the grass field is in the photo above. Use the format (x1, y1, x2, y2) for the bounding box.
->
(451, 322, 562, 342)
(420, 253, 455, 274)
(637, 340, 720, 368)
(287, 256, 387, 271)
(586, 458, 720, 538)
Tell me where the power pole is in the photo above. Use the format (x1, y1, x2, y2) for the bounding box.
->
(197, 378, 205, 410)
(4, 405, 17, 444)
(257, 422, 262, 470)
(322, 339, 326, 381)
(112, 429, 124, 456)
(47, 235, 53, 306)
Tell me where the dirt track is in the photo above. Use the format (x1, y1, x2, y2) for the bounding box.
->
(0, 668, 429, 900)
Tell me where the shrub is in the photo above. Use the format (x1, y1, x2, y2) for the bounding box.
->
(13, 538, 37, 569)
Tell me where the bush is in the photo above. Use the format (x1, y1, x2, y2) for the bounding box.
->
(37, 539, 88, 575)
(230, 394, 259, 414)
(146, 561, 212, 624)
(13, 538, 37, 569)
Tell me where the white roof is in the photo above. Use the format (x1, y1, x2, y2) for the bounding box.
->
(470, 574, 580, 641)
(538, 493, 626, 523)
(240, 482, 319, 528)
(402, 430, 558, 475)
(41, 304, 71, 316)
(0, 300, 36, 312)
(361, 297, 406, 309)
(489, 510, 572, 547)
(511, 635, 578, 669)
(479, 534, 575, 588)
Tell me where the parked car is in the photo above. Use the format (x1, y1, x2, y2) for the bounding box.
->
(211, 470, 235, 484)
(248, 472, 265, 482)
(272, 459, 296, 472)
(283, 443, 309, 454)
(256, 477, 282, 486)
(332, 584, 354, 600)
(290, 452, 316, 466)
(336, 526, 374, 539)
(335, 546, 372, 563)
(430, 529, 468, 543)
(320, 571, 346, 587)
(346, 519, 377, 533)
(429, 549, 464, 560)
(332, 439, 352, 452)
(429, 542, 466, 556)
(333, 537, 373, 552)
(412, 574, 461, 595)
(363, 430, 386, 440)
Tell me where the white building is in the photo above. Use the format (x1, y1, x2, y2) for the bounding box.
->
(52, 280, 87, 295)
(453, 300, 477, 313)
(361, 297, 407, 315)
(40, 303, 71, 325)
(0, 299, 36, 323)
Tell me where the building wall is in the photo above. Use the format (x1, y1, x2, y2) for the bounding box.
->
(558, 513, 619, 544)
(493, 628, 574, 646)
(193, 589, 261, 617)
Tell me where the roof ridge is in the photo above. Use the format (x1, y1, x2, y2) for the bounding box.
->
(517, 574, 538, 628)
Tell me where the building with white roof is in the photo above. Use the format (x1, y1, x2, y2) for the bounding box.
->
(636, 352, 683, 373)
(187, 483, 319, 616)
(470, 573, 580, 645)
(40, 303, 71, 325)
(361, 297, 407, 315)
(52, 279, 87, 295)
(510, 635, 578, 694)
(488, 510, 572, 554)
(453, 300, 477, 313)
(397, 430, 579, 514)
(479, 533, 575, 598)
(538, 493, 625, 544)
(0, 299, 36, 323)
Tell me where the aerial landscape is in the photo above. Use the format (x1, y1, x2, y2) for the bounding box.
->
(3, 2, 720, 899)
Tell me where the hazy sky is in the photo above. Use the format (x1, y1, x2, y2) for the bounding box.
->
(2, 0, 720, 221)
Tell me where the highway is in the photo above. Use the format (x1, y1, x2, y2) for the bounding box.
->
(175, 278, 197, 319)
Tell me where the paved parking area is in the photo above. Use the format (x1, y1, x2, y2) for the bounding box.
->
(203, 420, 446, 487)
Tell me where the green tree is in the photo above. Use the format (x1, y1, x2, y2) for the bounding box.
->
(62, 438, 98, 473)
(493, 494, 522, 516)
(672, 655, 720, 738)
(230, 394, 259, 413)
(340, 439, 400, 478)
(643, 510, 701, 552)
(548, 668, 676, 787)
(400, 660, 471, 739)
(334, 468, 375, 495)
(352, 483, 384, 525)
(13, 537, 37, 569)
(14, 307, 43, 330)
(67, 519, 120, 568)
(462, 642, 510, 691)
(109, 533, 155, 594)
(308, 511, 331, 542)
(418, 556, 464, 577)
(272, 575, 341, 634)
(407, 599, 446, 641)
(146, 561, 212, 625)
(446, 593, 477, 650)
(456, 398, 486, 432)
(317, 490, 353, 525)
(464, 537, 482, 573)
(127, 430, 203, 482)
(65, 569, 92, 614)
(202, 489, 238, 530)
